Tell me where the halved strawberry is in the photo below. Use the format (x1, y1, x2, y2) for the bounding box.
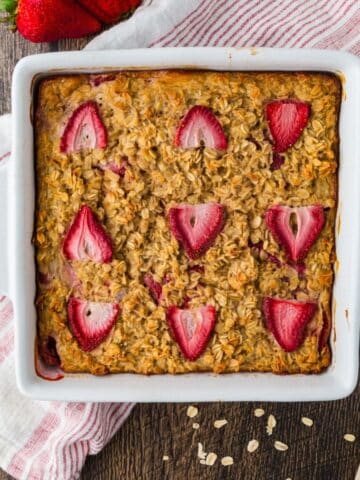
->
(265, 205, 324, 263)
(167, 305, 216, 360)
(169, 203, 226, 260)
(143, 274, 163, 304)
(60, 101, 107, 153)
(174, 105, 227, 150)
(266, 100, 310, 153)
(63, 205, 113, 263)
(68, 297, 120, 351)
(263, 297, 317, 352)
(0, 0, 102, 43)
(35, 338, 64, 381)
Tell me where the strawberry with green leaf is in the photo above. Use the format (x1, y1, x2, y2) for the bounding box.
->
(0, 0, 102, 42)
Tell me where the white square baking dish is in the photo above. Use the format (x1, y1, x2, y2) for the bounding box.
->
(3, 47, 360, 402)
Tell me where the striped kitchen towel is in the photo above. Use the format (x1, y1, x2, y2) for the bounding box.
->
(1, 0, 360, 479)
(86, 0, 360, 53)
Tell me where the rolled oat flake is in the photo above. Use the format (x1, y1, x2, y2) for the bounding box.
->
(205, 452, 218, 466)
(247, 439, 259, 453)
(344, 433, 356, 442)
(221, 456, 234, 466)
(274, 440, 289, 451)
(214, 419, 228, 429)
(301, 416, 313, 427)
(187, 405, 198, 418)
(254, 408, 265, 417)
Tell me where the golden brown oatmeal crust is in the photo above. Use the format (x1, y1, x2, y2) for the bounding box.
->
(34, 71, 340, 375)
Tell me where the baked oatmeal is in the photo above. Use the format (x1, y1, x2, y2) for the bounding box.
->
(34, 71, 340, 376)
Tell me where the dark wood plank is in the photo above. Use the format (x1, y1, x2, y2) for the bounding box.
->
(0, 26, 359, 480)
(80, 398, 360, 480)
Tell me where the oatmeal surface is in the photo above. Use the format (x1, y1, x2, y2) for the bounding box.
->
(35, 71, 340, 374)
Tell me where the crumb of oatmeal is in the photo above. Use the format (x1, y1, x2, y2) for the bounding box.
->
(193, 422, 200, 429)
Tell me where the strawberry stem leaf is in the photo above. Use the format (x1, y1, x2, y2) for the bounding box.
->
(0, 0, 17, 14)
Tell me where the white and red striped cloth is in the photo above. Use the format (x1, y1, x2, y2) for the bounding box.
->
(1, 0, 360, 478)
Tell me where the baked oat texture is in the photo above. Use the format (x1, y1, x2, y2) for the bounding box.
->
(35, 71, 340, 375)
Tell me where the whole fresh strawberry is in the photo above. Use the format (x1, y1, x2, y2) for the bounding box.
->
(78, 0, 141, 24)
(0, 0, 102, 42)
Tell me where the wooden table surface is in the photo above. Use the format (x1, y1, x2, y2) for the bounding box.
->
(1, 28, 360, 480)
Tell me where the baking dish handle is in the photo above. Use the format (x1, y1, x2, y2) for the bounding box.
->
(0, 158, 9, 295)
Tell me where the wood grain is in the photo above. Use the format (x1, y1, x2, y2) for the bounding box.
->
(0, 26, 359, 480)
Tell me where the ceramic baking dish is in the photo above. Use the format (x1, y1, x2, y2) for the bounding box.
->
(3, 47, 360, 402)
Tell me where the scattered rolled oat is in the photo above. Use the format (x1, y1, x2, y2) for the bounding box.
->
(344, 433, 356, 442)
(247, 439, 259, 453)
(162, 455, 169, 461)
(197, 442, 207, 459)
(266, 414, 277, 435)
(301, 417, 313, 427)
(192, 422, 200, 430)
(205, 452, 218, 466)
(221, 456, 234, 466)
(214, 419, 228, 429)
(200, 459, 206, 465)
(274, 441, 289, 452)
(254, 408, 265, 417)
(187, 405, 199, 418)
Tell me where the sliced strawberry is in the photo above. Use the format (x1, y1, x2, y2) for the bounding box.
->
(181, 296, 191, 309)
(318, 311, 331, 352)
(35, 338, 63, 381)
(270, 153, 285, 170)
(174, 105, 227, 150)
(169, 203, 226, 260)
(68, 297, 120, 352)
(60, 101, 107, 153)
(63, 205, 112, 263)
(39, 336, 61, 367)
(265, 205, 324, 263)
(143, 274, 163, 304)
(263, 297, 317, 352)
(188, 265, 205, 274)
(167, 305, 216, 360)
(90, 74, 116, 87)
(266, 100, 310, 153)
(99, 158, 127, 176)
(38, 272, 53, 286)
